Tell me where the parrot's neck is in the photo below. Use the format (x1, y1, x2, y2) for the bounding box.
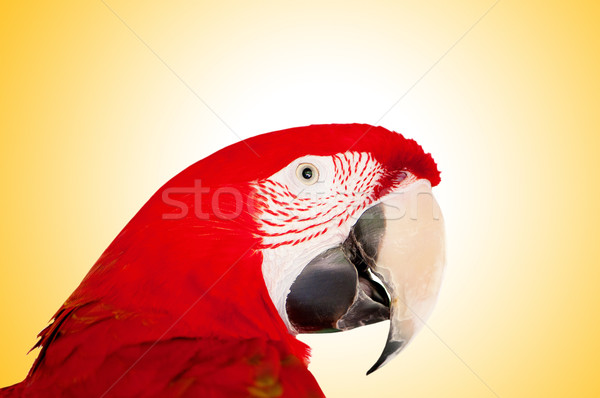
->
(34, 216, 310, 376)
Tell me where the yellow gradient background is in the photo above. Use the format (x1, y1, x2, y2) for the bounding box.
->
(1, 1, 599, 397)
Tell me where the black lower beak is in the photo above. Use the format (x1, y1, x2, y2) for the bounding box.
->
(286, 205, 390, 333)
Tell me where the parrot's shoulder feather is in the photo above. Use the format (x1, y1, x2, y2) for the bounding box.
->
(18, 303, 324, 398)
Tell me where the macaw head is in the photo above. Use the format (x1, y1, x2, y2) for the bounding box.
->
(240, 124, 445, 373)
(61, 123, 444, 377)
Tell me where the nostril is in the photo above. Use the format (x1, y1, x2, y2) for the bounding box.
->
(396, 171, 408, 183)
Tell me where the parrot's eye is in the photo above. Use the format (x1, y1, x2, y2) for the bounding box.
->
(296, 163, 319, 185)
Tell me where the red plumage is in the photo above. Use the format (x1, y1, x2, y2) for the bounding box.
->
(1, 124, 439, 397)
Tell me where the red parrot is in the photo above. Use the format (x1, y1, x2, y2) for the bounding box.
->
(1, 124, 445, 398)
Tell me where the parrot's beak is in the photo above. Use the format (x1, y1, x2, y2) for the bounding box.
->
(286, 179, 445, 374)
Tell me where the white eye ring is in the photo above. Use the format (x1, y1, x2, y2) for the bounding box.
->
(296, 163, 319, 185)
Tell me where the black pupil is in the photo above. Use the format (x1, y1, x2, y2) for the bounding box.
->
(302, 167, 313, 179)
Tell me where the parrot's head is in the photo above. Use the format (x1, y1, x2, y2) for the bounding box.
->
(71, 123, 444, 376)
(241, 124, 445, 374)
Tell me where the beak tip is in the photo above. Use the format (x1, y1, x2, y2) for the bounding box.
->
(365, 363, 380, 376)
(366, 339, 406, 375)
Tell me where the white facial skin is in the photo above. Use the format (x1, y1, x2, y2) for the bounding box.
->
(251, 152, 394, 332)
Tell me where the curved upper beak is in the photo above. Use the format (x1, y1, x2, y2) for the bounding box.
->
(366, 179, 445, 373)
(285, 179, 445, 374)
